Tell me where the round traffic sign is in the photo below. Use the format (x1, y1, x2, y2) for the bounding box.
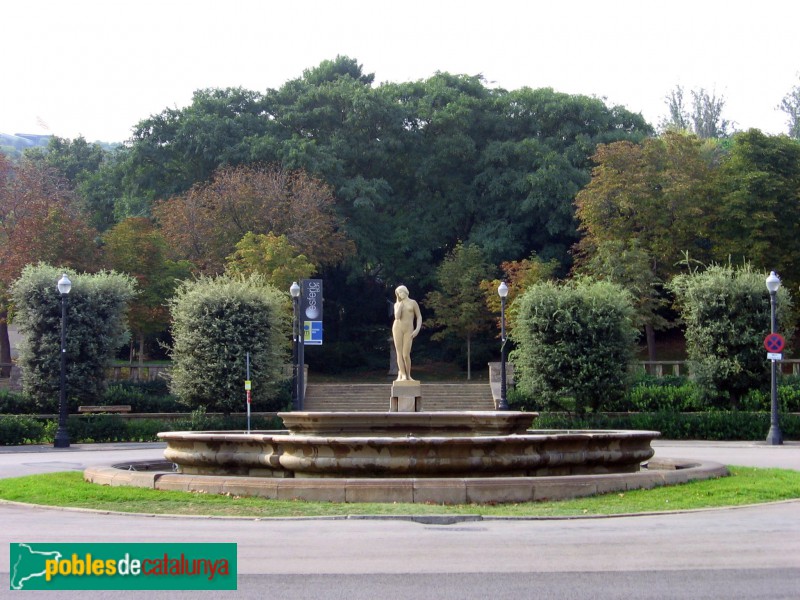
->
(764, 333, 785, 353)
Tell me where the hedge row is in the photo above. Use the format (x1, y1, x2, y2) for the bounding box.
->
(0, 379, 291, 415)
(533, 411, 800, 441)
(1, 410, 796, 446)
(0, 412, 283, 446)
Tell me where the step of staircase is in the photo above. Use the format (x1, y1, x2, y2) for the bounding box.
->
(303, 382, 495, 412)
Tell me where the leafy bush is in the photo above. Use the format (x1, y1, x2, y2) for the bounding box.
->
(511, 278, 638, 413)
(533, 411, 800, 441)
(10, 264, 135, 409)
(101, 384, 184, 413)
(0, 390, 33, 414)
(628, 383, 702, 412)
(0, 415, 46, 445)
(168, 274, 289, 413)
(670, 264, 795, 409)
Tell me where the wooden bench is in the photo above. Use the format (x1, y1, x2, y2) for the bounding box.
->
(78, 405, 132, 414)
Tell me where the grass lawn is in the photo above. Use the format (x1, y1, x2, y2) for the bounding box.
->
(0, 466, 799, 518)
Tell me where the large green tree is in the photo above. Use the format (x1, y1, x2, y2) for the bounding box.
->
(710, 130, 800, 288)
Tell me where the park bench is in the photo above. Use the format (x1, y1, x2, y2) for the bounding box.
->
(77, 405, 132, 414)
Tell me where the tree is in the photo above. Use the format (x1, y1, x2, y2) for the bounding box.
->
(778, 76, 800, 140)
(659, 86, 691, 132)
(710, 130, 800, 288)
(511, 278, 638, 414)
(659, 86, 732, 138)
(690, 88, 733, 139)
(573, 240, 669, 363)
(670, 264, 794, 409)
(573, 132, 716, 358)
(424, 243, 496, 379)
(10, 264, 135, 410)
(102, 217, 193, 362)
(24, 136, 107, 185)
(481, 253, 559, 332)
(168, 274, 288, 413)
(225, 232, 315, 290)
(0, 155, 97, 375)
(123, 87, 271, 205)
(153, 164, 354, 274)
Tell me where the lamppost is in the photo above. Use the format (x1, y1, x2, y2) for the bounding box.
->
(290, 281, 302, 411)
(54, 273, 72, 448)
(766, 271, 783, 445)
(498, 281, 509, 410)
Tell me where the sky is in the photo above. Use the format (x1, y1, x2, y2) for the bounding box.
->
(4, 0, 799, 143)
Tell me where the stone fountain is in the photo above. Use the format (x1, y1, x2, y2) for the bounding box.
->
(84, 287, 727, 503)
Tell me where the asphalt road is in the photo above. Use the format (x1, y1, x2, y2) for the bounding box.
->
(1, 440, 799, 599)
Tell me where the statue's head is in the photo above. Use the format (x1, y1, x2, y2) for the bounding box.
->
(395, 285, 409, 300)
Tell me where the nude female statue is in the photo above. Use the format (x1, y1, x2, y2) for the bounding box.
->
(392, 285, 422, 381)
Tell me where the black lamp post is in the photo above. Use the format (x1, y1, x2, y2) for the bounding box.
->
(290, 281, 303, 411)
(498, 281, 509, 410)
(765, 271, 783, 445)
(54, 273, 72, 448)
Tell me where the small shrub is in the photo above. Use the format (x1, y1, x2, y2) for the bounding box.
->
(0, 415, 46, 445)
(102, 384, 184, 413)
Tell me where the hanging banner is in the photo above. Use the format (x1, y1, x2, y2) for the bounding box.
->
(301, 279, 323, 345)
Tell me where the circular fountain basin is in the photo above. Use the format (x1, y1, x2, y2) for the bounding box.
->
(158, 411, 659, 479)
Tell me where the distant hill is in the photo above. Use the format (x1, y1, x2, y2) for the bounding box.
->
(1, 133, 120, 160)
(0, 133, 52, 159)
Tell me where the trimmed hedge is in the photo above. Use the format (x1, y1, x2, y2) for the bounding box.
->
(1, 409, 796, 445)
(533, 411, 800, 441)
(0, 413, 284, 445)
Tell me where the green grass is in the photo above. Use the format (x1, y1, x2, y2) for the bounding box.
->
(1, 467, 799, 518)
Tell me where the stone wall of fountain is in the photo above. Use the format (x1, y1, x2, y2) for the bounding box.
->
(158, 411, 659, 479)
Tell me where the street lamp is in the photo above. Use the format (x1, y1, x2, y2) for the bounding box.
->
(290, 281, 303, 411)
(497, 281, 509, 410)
(766, 271, 782, 445)
(54, 273, 72, 448)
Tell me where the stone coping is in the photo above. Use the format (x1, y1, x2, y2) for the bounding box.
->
(275, 411, 538, 436)
(84, 458, 728, 504)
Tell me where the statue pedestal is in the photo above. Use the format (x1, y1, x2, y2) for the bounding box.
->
(390, 381, 422, 412)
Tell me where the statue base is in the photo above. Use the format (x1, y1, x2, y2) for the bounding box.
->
(390, 380, 422, 412)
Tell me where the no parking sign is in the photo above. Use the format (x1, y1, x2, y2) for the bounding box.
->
(764, 333, 785, 360)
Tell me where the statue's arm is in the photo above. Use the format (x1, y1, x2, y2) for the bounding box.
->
(411, 301, 422, 337)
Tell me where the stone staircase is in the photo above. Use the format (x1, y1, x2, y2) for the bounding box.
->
(303, 382, 495, 412)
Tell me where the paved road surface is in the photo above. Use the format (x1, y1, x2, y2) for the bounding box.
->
(1, 440, 798, 599)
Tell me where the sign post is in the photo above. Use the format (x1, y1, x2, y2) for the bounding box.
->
(297, 280, 324, 410)
(245, 352, 251, 434)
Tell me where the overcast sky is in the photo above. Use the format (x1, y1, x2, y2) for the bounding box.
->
(4, 0, 799, 143)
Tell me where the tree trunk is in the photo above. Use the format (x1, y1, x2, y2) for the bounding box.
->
(645, 322, 657, 370)
(466, 336, 472, 380)
(0, 308, 11, 378)
(138, 333, 145, 366)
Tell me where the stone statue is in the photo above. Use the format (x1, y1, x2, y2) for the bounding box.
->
(392, 285, 422, 381)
